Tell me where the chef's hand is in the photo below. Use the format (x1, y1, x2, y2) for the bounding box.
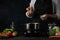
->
(40, 14, 48, 20)
(40, 13, 57, 20)
(26, 7, 33, 17)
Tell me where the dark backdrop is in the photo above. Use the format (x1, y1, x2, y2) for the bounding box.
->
(0, 0, 59, 36)
(0, 0, 31, 32)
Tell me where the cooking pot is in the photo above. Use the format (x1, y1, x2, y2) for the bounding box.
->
(25, 22, 40, 34)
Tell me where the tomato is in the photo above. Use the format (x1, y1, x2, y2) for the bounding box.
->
(7, 31, 12, 37)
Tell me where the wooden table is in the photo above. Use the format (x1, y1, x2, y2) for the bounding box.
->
(49, 36, 60, 38)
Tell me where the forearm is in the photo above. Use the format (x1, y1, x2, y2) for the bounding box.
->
(48, 14, 57, 19)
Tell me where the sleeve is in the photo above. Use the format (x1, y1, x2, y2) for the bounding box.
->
(29, 0, 36, 10)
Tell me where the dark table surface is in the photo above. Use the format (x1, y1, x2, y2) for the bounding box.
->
(0, 36, 60, 40)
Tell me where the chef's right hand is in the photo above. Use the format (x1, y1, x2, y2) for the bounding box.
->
(26, 7, 33, 16)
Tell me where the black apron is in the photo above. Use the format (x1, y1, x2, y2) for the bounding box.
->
(32, 0, 54, 36)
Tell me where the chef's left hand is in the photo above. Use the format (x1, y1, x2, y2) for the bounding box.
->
(40, 14, 49, 20)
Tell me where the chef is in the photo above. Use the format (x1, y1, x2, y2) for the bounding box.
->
(26, 0, 57, 37)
